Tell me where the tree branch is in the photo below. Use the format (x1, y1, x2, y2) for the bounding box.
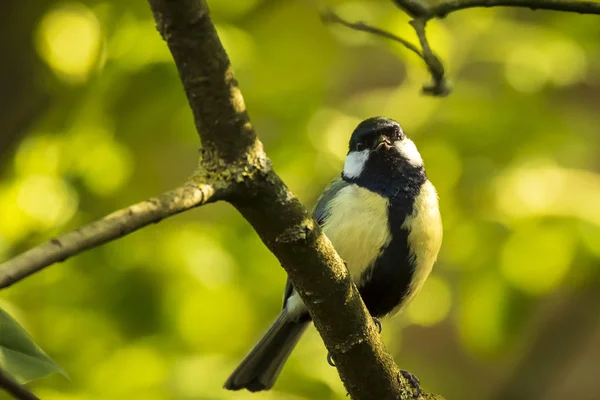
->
(148, 0, 442, 398)
(0, 178, 221, 289)
(427, 0, 600, 20)
(392, 0, 430, 18)
(409, 19, 451, 96)
(326, 0, 600, 95)
(2, 0, 596, 396)
(321, 8, 423, 58)
(0, 0, 446, 397)
(321, 7, 451, 96)
(148, 0, 258, 163)
(0, 368, 39, 400)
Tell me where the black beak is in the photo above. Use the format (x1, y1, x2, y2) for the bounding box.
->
(375, 136, 391, 150)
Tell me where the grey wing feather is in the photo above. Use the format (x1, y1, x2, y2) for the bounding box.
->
(313, 176, 349, 225)
(282, 176, 349, 308)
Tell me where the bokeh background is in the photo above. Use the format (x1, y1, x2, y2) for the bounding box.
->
(1, 0, 600, 399)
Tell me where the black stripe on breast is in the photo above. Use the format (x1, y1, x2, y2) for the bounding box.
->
(357, 203, 414, 318)
(355, 165, 426, 318)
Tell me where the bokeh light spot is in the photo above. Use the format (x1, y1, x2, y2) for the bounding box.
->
(308, 109, 361, 163)
(546, 39, 587, 86)
(505, 45, 550, 93)
(14, 135, 61, 177)
(66, 129, 133, 196)
(161, 226, 235, 287)
(0, 184, 33, 242)
(16, 175, 78, 228)
(495, 162, 600, 227)
(36, 2, 102, 83)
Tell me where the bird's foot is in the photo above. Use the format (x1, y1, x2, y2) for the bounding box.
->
(400, 370, 421, 397)
(327, 352, 335, 367)
(373, 317, 382, 334)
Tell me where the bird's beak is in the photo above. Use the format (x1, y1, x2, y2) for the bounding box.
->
(375, 136, 391, 150)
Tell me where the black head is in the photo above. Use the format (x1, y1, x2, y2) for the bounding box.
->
(342, 116, 426, 197)
(349, 117, 405, 152)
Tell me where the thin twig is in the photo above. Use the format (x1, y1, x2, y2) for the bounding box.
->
(0, 179, 222, 289)
(323, 0, 600, 95)
(321, 8, 423, 57)
(321, 7, 451, 96)
(409, 19, 451, 96)
(427, 0, 600, 20)
(0, 369, 40, 400)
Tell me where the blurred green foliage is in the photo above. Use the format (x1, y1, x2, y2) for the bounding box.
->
(1, 0, 600, 399)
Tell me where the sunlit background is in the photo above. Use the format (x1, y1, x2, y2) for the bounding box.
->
(1, 0, 600, 399)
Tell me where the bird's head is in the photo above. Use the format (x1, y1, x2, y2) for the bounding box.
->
(342, 117, 424, 184)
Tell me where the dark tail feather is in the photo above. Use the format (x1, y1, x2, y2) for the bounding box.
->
(224, 310, 308, 392)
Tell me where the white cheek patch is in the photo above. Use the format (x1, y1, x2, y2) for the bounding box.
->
(343, 150, 370, 179)
(395, 139, 423, 167)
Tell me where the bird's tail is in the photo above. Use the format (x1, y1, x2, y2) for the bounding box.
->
(224, 309, 308, 392)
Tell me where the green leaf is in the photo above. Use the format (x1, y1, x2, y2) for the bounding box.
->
(0, 307, 68, 383)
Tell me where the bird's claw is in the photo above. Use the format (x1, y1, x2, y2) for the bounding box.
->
(327, 352, 335, 367)
(400, 370, 421, 397)
(373, 317, 382, 334)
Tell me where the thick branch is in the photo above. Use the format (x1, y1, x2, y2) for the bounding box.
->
(148, 0, 257, 163)
(392, 0, 430, 17)
(0, 179, 220, 289)
(0, 0, 445, 397)
(147, 0, 442, 399)
(427, 0, 600, 19)
(0, 368, 39, 400)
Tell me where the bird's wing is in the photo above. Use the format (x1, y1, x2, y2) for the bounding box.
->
(312, 176, 349, 225)
(282, 176, 349, 308)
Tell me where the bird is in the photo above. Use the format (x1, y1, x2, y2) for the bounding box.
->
(224, 116, 443, 392)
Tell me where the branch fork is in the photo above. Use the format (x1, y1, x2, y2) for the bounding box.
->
(323, 0, 600, 96)
(3, 0, 600, 398)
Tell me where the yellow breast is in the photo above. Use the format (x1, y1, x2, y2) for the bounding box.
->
(402, 180, 443, 305)
(321, 185, 391, 282)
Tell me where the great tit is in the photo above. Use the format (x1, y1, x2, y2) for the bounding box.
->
(224, 116, 443, 392)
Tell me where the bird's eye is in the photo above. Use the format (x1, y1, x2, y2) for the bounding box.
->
(356, 143, 365, 151)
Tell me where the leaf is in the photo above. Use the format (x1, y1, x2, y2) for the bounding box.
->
(0, 307, 68, 383)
